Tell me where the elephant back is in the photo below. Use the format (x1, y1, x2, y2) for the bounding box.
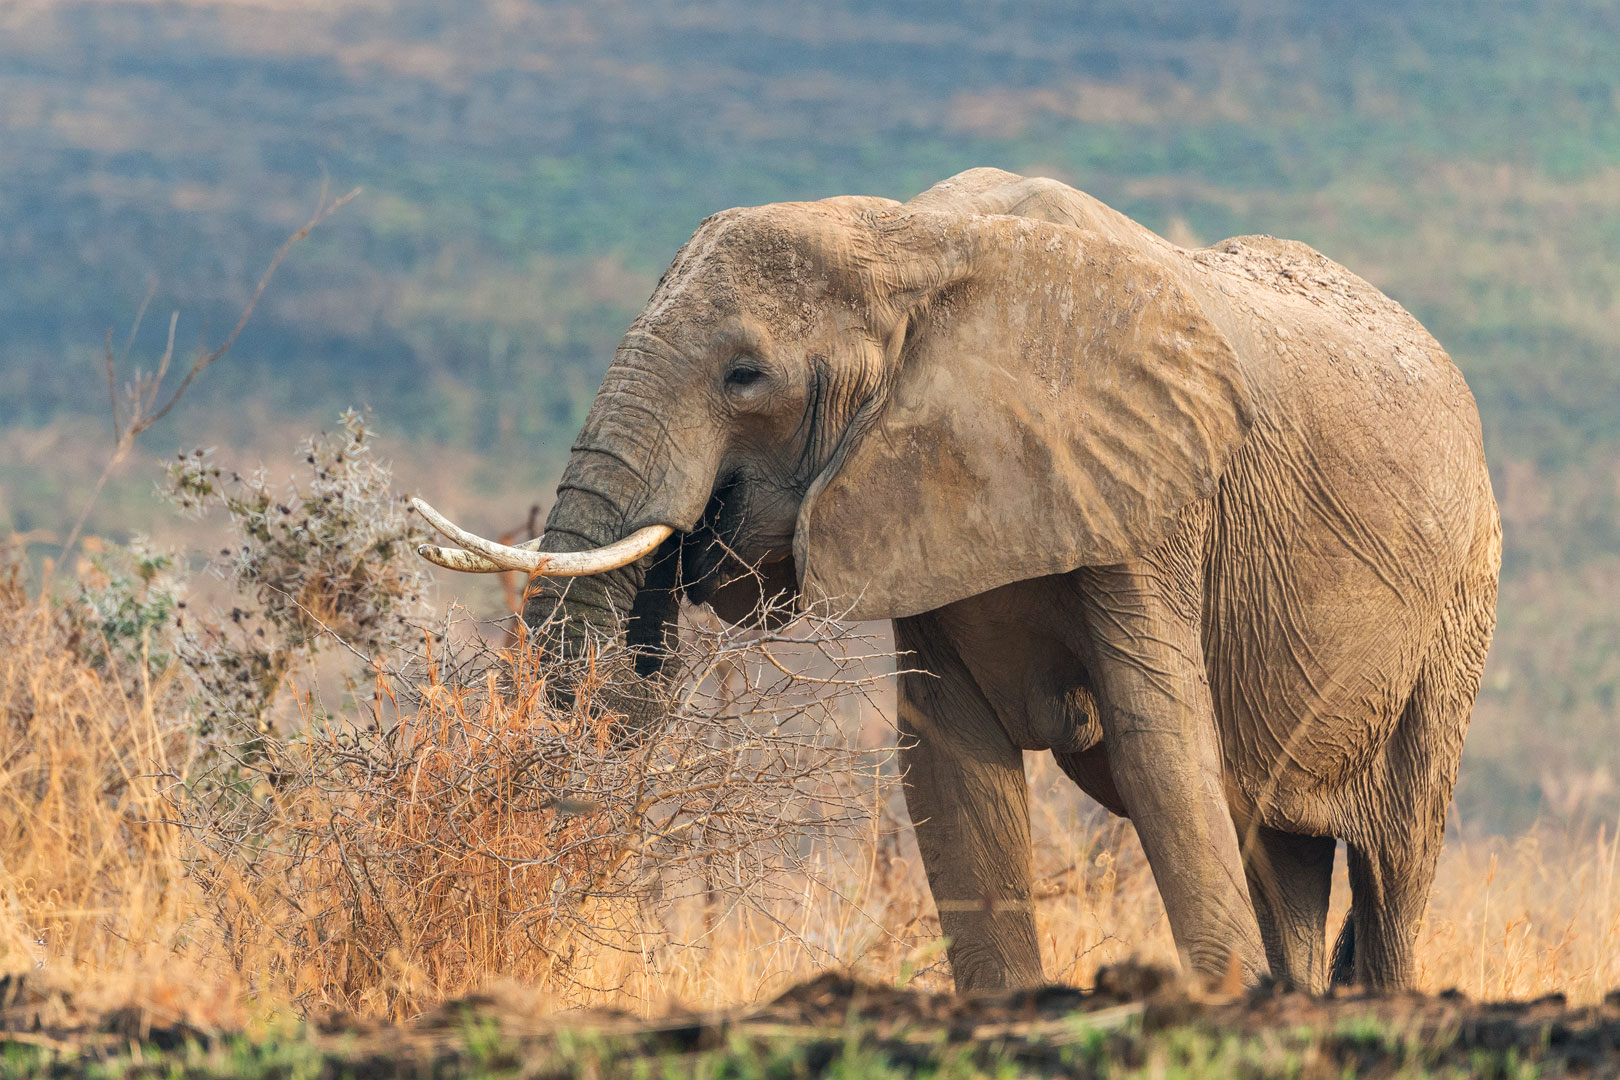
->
(905, 167, 1179, 263)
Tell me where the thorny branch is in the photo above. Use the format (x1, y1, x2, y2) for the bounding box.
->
(166, 584, 901, 1016)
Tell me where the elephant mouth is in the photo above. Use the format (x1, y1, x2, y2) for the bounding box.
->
(677, 473, 799, 605)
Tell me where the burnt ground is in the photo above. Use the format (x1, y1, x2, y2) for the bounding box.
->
(5, 963, 1620, 1078)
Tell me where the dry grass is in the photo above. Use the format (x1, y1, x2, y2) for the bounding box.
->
(1420, 826, 1620, 1000)
(2, 560, 1618, 1027)
(167, 604, 896, 1020)
(0, 564, 238, 1025)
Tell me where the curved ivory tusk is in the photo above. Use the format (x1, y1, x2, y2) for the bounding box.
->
(409, 497, 674, 576)
(416, 542, 528, 573)
(418, 529, 543, 574)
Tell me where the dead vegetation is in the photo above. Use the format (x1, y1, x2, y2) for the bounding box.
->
(3, 411, 901, 1023)
(173, 601, 896, 1019)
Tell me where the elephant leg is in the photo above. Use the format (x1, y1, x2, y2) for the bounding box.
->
(1075, 552, 1267, 985)
(1341, 576, 1493, 991)
(1339, 694, 1457, 990)
(1243, 825, 1336, 992)
(1340, 826, 1444, 991)
(894, 614, 1043, 992)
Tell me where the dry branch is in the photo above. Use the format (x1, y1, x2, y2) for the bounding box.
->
(168, 593, 897, 1016)
(52, 183, 360, 577)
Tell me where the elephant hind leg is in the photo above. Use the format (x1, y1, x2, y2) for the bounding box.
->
(1244, 826, 1336, 992)
(1338, 716, 1457, 989)
(1341, 574, 1495, 990)
(1340, 832, 1442, 991)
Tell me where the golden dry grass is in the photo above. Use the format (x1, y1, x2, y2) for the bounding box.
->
(2, 565, 1618, 1029)
(0, 568, 237, 1024)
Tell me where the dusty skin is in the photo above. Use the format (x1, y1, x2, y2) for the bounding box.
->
(416, 169, 1501, 995)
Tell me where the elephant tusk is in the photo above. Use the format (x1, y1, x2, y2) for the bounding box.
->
(415, 542, 533, 573)
(409, 497, 674, 576)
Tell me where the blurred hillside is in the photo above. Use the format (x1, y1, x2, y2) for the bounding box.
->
(1, 0, 1617, 830)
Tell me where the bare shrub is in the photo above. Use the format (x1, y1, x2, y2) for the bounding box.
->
(172, 594, 894, 1016)
(137, 414, 901, 1015)
(8, 418, 901, 1020)
(160, 409, 429, 737)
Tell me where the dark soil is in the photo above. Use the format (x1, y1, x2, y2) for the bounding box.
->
(7, 964, 1620, 1077)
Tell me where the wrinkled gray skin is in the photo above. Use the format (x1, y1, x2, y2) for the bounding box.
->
(521, 169, 1500, 994)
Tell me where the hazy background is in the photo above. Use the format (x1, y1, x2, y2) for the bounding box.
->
(2, 0, 1616, 831)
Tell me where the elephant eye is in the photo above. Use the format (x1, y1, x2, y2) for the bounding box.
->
(725, 362, 766, 390)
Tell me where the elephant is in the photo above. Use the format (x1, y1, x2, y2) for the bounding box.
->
(413, 168, 1501, 994)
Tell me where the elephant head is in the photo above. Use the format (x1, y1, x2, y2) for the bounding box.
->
(414, 186, 1254, 720)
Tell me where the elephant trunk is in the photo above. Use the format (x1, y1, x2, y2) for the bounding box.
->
(521, 451, 660, 652)
(415, 339, 720, 730)
(516, 466, 676, 732)
(523, 373, 718, 727)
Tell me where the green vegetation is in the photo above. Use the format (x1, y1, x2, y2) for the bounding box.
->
(1, 0, 1617, 830)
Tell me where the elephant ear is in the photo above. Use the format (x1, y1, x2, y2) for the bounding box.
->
(794, 209, 1254, 621)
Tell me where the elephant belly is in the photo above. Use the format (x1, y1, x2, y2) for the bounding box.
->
(933, 582, 1104, 756)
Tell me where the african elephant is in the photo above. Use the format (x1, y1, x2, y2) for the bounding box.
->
(414, 168, 1500, 994)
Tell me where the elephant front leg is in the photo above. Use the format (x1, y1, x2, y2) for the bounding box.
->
(1076, 561, 1268, 986)
(895, 615, 1043, 992)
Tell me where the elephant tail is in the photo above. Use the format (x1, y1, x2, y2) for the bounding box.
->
(1329, 915, 1356, 988)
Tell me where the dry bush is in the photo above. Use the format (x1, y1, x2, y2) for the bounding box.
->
(1, 518, 899, 1020)
(33, 402, 897, 1018)
(174, 598, 895, 1018)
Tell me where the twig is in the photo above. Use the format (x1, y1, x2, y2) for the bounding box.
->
(50, 183, 361, 581)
